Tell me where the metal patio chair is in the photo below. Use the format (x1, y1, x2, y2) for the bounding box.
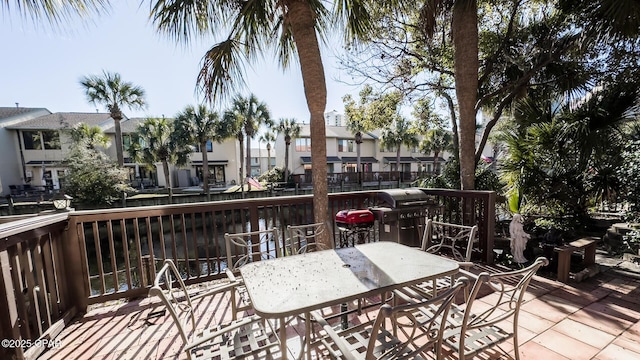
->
(441, 257, 549, 360)
(285, 221, 335, 255)
(224, 228, 280, 319)
(311, 278, 469, 360)
(149, 259, 283, 360)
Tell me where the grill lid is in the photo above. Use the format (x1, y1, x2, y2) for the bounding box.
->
(377, 188, 430, 208)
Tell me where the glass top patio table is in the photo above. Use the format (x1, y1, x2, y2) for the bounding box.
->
(239, 241, 460, 319)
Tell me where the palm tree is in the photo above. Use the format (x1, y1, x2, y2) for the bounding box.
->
(80, 71, 146, 167)
(68, 122, 110, 150)
(259, 131, 276, 172)
(148, 1, 374, 244)
(346, 117, 367, 183)
(420, 128, 454, 175)
(128, 117, 192, 203)
(226, 95, 271, 190)
(276, 118, 302, 183)
(174, 105, 225, 200)
(381, 117, 419, 181)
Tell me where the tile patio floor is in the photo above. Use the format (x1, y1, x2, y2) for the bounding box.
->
(38, 257, 640, 360)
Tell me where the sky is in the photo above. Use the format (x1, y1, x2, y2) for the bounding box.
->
(1, 2, 361, 124)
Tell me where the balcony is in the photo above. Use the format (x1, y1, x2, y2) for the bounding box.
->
(1, 189, 639, 359)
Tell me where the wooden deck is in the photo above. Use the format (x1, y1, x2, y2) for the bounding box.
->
(37, 263, 640, 360)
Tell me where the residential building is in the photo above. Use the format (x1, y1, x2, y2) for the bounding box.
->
(6, 112, 115, 191)
(249, 147, 276, 177)
(324, 110, 344, 127)
(0, 106, 51, 195)
(104, 117, 243, 188)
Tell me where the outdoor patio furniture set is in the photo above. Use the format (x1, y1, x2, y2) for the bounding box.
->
(150, 220, 548, 359)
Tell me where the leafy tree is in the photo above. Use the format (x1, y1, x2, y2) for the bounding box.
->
(174, 104, 228, 200)
(62, 131, 131, 207)
(259, 131, 276, 172)
(276, 118, 302, 182)
(148, 0, 376, 243)
(128, 117, 192, 203)
(80, 71, 146, 167)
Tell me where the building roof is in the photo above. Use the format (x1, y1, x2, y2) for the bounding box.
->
(103, 117, 147, 133)
(340, 156, 379, 163)
(7, 112, 114, 130)
(0, 107, 49, 121)
(300, 156, 342, 164)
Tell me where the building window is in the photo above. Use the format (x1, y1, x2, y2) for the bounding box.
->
(251, 157, 259, 165)
(123, 134, 132, 149)
(337, 139, 354, 152)
(22, 131, 40, 150)
(295, 138, 311, 152)
(22, 130, 61, 150)
(42, 131, 61, 149)
(382, 143, 397, 152)
(206, 140, 213, 152)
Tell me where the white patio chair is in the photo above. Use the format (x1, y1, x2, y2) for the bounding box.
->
(149, 259, 283, 360)
(224, 228, 280, 319)
(311, 277, 469, 360)
(285, 221, 335, 255)
(441, 257, 549, 360)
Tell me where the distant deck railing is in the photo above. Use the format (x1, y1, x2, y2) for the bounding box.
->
(0, 188, 494, 360)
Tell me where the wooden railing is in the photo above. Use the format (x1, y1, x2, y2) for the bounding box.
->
(0, 213, 77, 360)
(1, 188, 494, 359)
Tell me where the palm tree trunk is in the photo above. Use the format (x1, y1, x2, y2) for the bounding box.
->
(434, 150, 440, 175)
(287, 0, 329, 247)
(113, 116, 125, 167)
(162, 160, 173, 203)
(267, 145, 272, 172)
(201, 140, 210, 200)
(238, 135, 245, 198)
(452, 0, 479, 190)
(246, 130, 252, 191)
(356, 136, 362, 184)
(284, 141, 290, 182)
(396, 148, 401, 181)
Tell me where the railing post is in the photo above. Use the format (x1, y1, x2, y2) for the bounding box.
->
(483, 192, 496, 264)
(0, 250, 25, 360)
(63, 215, 90, 313)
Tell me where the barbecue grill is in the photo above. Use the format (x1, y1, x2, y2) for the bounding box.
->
(335, 209, 375, 247)
(371, 188, 439, 246)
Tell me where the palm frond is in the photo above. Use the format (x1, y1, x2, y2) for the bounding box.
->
(197, 38, 248, 102)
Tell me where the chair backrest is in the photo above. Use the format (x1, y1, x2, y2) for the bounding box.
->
(285, 221, 335, 255)
(149, 260, 196, 346)
(367, 277, 470, 359)
(462, 257, 549, 333)
(225, 228, 280, 271)
(422, 219, 479, 262)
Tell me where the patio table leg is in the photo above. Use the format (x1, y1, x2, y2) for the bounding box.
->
(280, 316, 288, 360)
(305, 312, 312, 360)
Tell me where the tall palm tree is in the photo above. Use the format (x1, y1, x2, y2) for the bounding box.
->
(381, 117, 419, 180)
(420, 128, 454, 175)
(259, 131, 276, 172)
(80, 71, 146, 167)
(174, 104, 225, 200)
(226, 94, 271, 190)
(421, 0, 478, 189)
(276, 118, 302, 183)
(148, 0, 374, 244)
(128, 117, 192, 203)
